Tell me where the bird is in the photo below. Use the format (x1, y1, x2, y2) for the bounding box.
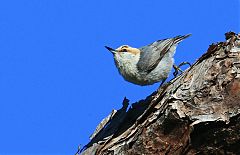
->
(105, 34, 191, 86)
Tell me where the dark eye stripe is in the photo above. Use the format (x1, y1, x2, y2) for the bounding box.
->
(122, 49, 127, 52)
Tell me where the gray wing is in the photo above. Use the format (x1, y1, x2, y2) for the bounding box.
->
(137, 34, 191, 73)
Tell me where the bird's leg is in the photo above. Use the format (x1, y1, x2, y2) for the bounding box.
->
(158, 77, 173, 93)
(178, 61, 191, 68)
(173, 62, 191, 77)
(159, 78, 167, 87)
(173, 64, 182, 77)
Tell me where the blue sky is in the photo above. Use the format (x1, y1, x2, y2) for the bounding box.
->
(0, 0, 239, 154)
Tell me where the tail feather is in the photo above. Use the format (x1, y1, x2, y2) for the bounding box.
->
(174, 34, 191, 43)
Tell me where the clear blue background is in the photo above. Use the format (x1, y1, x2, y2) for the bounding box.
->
(0, 0, 239, 154)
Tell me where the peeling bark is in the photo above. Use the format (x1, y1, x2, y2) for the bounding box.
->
(78, 32, 240, 155)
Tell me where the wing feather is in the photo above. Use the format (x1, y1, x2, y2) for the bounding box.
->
(137, 34, 191, 73)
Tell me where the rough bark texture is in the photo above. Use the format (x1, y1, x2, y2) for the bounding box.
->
(78, 32, 240, 155)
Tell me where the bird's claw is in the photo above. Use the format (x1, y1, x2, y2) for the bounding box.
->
(173, 62, 191, 77)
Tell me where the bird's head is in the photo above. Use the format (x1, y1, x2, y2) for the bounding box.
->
(105, 45, 141, 79)
(105, 45, 140, 56)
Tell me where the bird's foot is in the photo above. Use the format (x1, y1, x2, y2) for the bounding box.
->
(158, 78, 171, 92)
(159, 78, 167, 87)
(173, 62, 191, 77)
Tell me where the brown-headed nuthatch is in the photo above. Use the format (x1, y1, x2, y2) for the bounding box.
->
(105, 34, 191, 86)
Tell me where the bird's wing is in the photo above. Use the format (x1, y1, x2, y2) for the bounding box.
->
(137, 38, 174, 73)
(137, 34, 191, 73)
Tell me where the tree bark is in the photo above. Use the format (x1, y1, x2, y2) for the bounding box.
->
(79, 32, 240, 155)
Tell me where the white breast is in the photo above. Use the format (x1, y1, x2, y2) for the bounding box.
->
(114, 52, 144, 85)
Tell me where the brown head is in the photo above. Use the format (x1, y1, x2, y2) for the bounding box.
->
(105, 45, 140, 55)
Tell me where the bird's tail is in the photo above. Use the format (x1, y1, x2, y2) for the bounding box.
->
(174, 34, 191, 44)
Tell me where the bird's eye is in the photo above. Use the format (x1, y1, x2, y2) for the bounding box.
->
(122, 49, 127, 52)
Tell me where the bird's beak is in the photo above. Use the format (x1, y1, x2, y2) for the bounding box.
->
(105, 46, 116, 54)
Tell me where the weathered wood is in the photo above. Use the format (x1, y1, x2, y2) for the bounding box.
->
(79, 32, 240, 155)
